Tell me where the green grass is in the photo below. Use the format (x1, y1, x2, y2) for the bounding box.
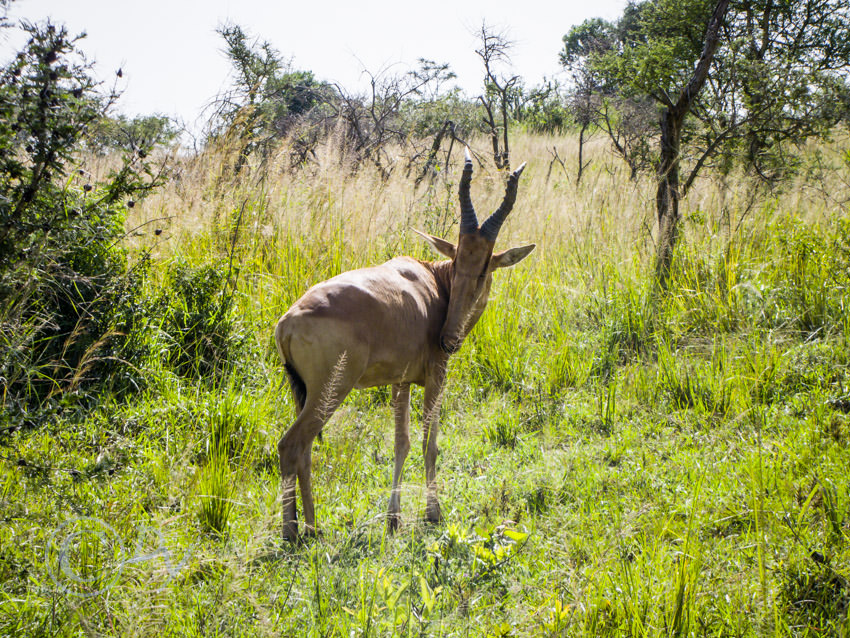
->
(2, 138, 850, 636)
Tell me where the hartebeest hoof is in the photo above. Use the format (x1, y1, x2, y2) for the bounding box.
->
(282, 525, 322, 546)
(302, 526, 322, 540)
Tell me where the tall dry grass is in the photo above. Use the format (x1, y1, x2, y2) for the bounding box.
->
(123, 133, 650, 258)
(119, 129, 849, 267)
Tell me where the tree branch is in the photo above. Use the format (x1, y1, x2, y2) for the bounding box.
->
(677, 0, 731, 112)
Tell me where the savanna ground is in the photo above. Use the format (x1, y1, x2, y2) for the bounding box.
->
(2, 131, 849, 636)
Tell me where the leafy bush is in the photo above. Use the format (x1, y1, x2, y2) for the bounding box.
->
(0, 21, 163, 415)
(425, 523, 528, 611)
(519, 82, 574, 134)
(86, 113, 178, 154)
(157, 260, 243, 380)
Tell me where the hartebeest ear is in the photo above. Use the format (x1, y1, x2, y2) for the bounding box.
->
(490, 244, 536, 270)
(412, 229, 456, 259)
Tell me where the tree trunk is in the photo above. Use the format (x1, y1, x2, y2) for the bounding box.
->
(500, 95, 510, 171)
(655, 106, 683, 284)
(479, 96, 506, 170)
(577, 121, 589, 185)
(416, 120, 453, 187)
(654, 0, 730, 286)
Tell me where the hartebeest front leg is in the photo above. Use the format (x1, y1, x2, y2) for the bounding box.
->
(423, 362, 447, 524)
(387, 383, 411, 532)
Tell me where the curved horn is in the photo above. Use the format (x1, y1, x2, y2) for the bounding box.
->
(479, 162, 526, 242)
(459, 147, 478, 234)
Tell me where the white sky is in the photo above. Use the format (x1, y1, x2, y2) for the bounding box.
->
(3, 0, 627, 131)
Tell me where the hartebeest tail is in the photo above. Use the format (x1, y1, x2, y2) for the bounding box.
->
(283, 363, 306, 414)
(275, 148, 535, 540)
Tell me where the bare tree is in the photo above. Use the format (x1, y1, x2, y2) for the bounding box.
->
(324, 61, 455, 179)
(597, 97, 657, 180)
(475, 24, 519, 171)
(562, 18, 655, 182)
(570, 78, 595, 185)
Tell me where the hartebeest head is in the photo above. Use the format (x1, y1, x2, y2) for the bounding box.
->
(416, 148, 535, 354)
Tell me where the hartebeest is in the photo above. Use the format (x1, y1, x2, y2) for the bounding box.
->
(274, 149, 534, 540)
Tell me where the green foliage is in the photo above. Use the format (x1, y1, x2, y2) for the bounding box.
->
(0, 21, 163, 414)
(0, 22, 102, 271)
(210, 22, 332, 157)
(210, 25, 479, 177)
(426, 523, 528, 602)
(519, 82, 573, 135)
(157, 259, 243, 380)
(561, 0, 713, 99)
(559, 17, 619, 70)
(562, 0, 850, 182)
(87, 113, 178, 154)
(616, 0, 717, 98)
(666, 237, 755, 333)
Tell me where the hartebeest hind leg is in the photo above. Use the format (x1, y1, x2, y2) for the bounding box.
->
(387, 383, 411, 532)
(278, 374, 355, 541)
(423, 362, 447, 523)
(277, 405, 323, 542)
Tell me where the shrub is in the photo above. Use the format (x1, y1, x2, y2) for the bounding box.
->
(0, 21, 163, 415)
(520, 82, 574, 135)
(157, 260, 243, 380)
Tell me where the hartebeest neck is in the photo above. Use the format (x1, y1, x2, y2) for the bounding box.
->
(421, 257, 493, 355)
(428, 259, 454, 299)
